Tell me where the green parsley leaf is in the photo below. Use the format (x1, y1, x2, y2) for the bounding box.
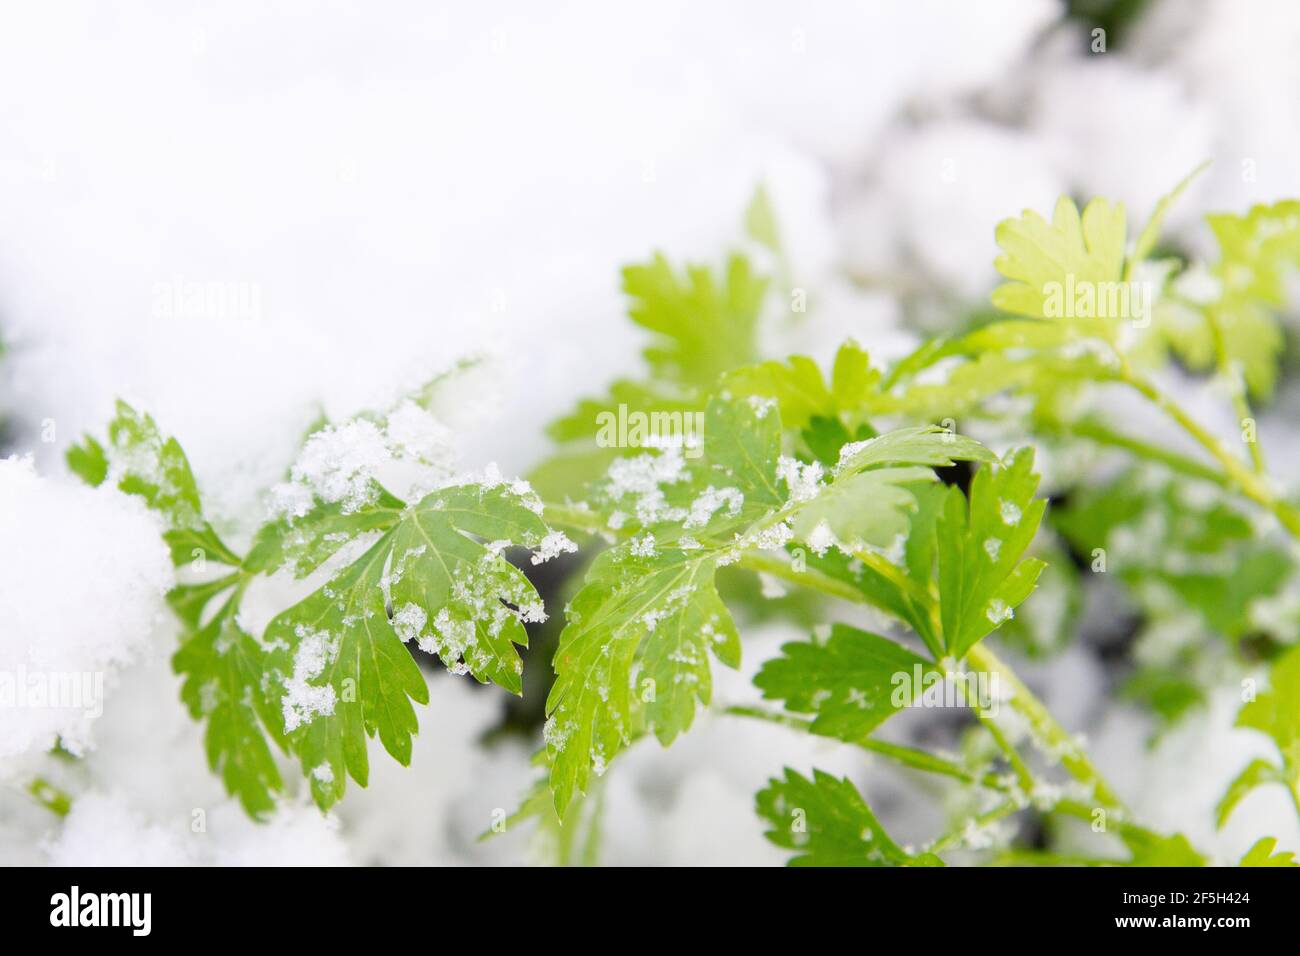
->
(68, 400, 240, 567)
(721, 340, 880, 433)
(1215, 758, 1280, 830)
(544, 397, 996, 815)
(174, 593, 286, 818)
(936, 448, 1047, 658)
(624, 251, 768, 391)
(1240, 837, 1298, 867)
(1123, 831, 1207, 866)
(744, 184, 781, 255)
(992, 196, 1127, 325)
(1054, 466, 1292, 642)
(1235, 645, 1300, 789)
(753, 624, 928, 741)
(756, 768, 943, 866)
(531, 253, 768, 497)
(263, 481, 552, 808)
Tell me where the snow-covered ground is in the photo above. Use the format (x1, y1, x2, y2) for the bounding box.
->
(2, 0, 1299, 865)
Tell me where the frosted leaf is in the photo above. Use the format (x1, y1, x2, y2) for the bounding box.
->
(806, 520, 836, 557)
(640, 583, 696, 633)
(272, 419, 390, 517)
(833, 436, 878, 475)
(423, 607, 476, 671)
(776, 456, 824, 503)
(267, 482, 315, 521)
(858, 532, 908, 568)
(742, 520, 794, 552)
(543, 715, 572, 752)
(603, 446, 688, 524)
(508, 478, 545, 515)
(985, 600, 1013, 625)
(530, 530, 578, 565)
(281, 626, 339, 731)
(999, 500, 1021, 525)
(684, 486, 744, 528)
(882, 532, 907, 566)
(516, 601, 548, 624)
(983, 537, 1002, 562)
(392, 603, 427, 643)
(198, 679, 220, 716)
(629, 534, 657, 557)
(311, 763, 334, 785)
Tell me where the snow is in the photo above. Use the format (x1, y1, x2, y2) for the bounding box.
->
(604, 447, 689, 526)
(384, 401, 457, 471)
(45, 793, 192, 867)
(2, 0, 1299, 866)
(45, 791, 353, 867)
(530, 530, 578, 565)
(805, 520, 837, 558)
(392, 604, 428, 644)
(280, 626, 338, 732)
(272, 420, 390, 518)
(776, 456, 824, 503)
(985, 600, 1013, 626)
(684, 486, 745, 528)
(0, 456, 172, 767)
(833, 437, 877, 475)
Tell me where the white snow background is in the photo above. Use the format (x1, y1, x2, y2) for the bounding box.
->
(1, 0, 1299, 865)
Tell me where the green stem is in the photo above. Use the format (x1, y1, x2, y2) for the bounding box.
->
(848, 547, 934, 607)
(735, 538, 1126, 812)
(1053, 799, 1163, 845)
(1208, 312, 1267, 474)
(927, 799, 1023, 854)
(965, 642, 1122, 809)
(1119, 362, 1300, 538)
(1042, 417, 1229, 487)
(729, 707, 1169, 851)
(727, 705, 1006, 789)
(976, 711, 1036, 793)
(1234, 389, 1268, 475)
(732, 552, 865, 604)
